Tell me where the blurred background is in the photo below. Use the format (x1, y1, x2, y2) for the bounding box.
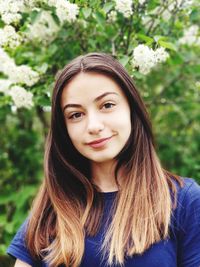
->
(0, 0, 200, 266)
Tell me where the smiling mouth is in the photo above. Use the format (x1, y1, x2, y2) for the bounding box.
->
(87, 136, 113, 148)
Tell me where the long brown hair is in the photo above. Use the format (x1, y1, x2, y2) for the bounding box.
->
(26, 52, 183, 266)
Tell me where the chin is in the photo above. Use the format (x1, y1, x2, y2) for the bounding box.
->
(89, 154, 117, 163)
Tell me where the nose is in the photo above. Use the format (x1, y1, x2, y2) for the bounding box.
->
(87, 112, 104, 135)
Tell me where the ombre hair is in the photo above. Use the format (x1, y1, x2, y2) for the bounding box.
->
(26, 52, 183, 266)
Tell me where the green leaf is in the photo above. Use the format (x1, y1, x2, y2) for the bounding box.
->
(35, 63, 49, 74)
(29, 10, 41, 24)
(0, 19, 4, 28)
(190, 9, 200, 23)
(93, 11, 105, 26)
(34, 94, 51, 106)
(137, 34, 154, 45)
(82, 7, 92, 19)
(154, 35, 168, 42)
(0, 244, 7, 254)
(158, 40, 177, 51)
(0, 193, 15, 204)
(119, 55, 130, 67)
(168, 54, 184, 66)
(147, 0, 160, 11)
(185, 64, 200, 75)
(5, 222, 14, 234)
(132, 70, 145, 80)
(103, 2, 115, 13)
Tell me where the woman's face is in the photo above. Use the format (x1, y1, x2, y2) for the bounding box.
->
(61, 72, 131, 164)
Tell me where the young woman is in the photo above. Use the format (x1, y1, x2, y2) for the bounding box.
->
(7, 52, 200, 267)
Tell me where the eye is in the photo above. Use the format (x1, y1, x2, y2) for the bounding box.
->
(68, 112, 83, 120)
(102, 102, 116, 109)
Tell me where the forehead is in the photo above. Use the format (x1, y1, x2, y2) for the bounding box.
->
(61, 72, 124, 106)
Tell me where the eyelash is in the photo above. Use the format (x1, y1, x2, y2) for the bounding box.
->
(101, 102, 115, 109)
(67, 102, 116, 121)
(68, 112, 83, 120)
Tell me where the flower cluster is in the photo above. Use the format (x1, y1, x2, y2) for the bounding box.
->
(196, 81, 200, 89)
(168, 0, 194, 11)
(25, 10, 59, 45)
(47, 0, 79, 24)
(132, 44, 169, 74)
(178, 25, 200, 46)
(0, 47, 15, 72)
(0, 0, 25, 24)
(0, 25, 22, 49)
(115, 0, 133, 18)
(142, 0, 195, 25)
(0, 0, 79, 25)
(0, 47, 40, 86)
(23, 0, 37, 8)
(154, 47, 169, 63)
(9, 85, 34, 109)
(0, 79, 12, 94)
(138, 0, 146, 5)
(8, 65, 40, 86)
(107, 10, 117, 23)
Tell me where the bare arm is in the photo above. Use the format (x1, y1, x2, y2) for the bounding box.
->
(14, 259, 31, 267)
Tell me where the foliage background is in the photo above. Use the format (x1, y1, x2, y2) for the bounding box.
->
(0, 0, 199, 266)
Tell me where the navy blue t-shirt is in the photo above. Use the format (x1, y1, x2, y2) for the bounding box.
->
(7, 178, 200, 266)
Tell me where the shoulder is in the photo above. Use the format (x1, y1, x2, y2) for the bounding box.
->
(172, 177, 200, 232)
(174, 177, 200, 205)
(172, 178, 200, 265)
(7, 219, 36, 266)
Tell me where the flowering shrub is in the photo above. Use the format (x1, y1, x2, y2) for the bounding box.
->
(132, 45, 169, 74)
(0, 0, 200, 263)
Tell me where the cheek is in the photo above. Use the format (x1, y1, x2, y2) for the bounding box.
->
(117, 110, 131, 138)
(66, 124, 83, 146)
(114, 107, 131, 128)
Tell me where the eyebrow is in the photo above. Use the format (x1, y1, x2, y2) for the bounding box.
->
(62, 92, 119, 112)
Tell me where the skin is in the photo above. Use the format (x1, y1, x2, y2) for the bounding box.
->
(61, 72, 131, 192)
(14, 259, 31, 267)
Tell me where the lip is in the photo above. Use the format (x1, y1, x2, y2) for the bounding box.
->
(87, 136, 113, 148)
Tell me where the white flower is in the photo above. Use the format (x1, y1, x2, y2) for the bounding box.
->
(195, 81, 200, 88)
(1, 12, 22, 24)
(178, 0, 194, 9)
(0, 47, 14, 73)
(115, 0, 133, 18)
(25, 10, 59, 45)
(40, 0, 79, 24)
(0, 47, 40, 86)
(23, 0, 38, 8)
(42, 106, 51, 112)
(0, 0, 23, 14)
(0, 0, 25, 24)
(46, 0, 57, 6)
(0, 79, 12, 93)
(132, 44, 157, 74)
(178, 25, 200, 46)
(132, 44, 169, 74)
(46, 0, 79, 24)
(138, 0, 146, 5)
(0, 25, 22, 49)
(7, 65, 40, 86)
(9, 85, 34, 109)
(161, 9, 172, 21)
(77, 19, 88, 29)
(107, 10, 117, 23)
(168, 0, 194, 11)
(11, 105, 17, 113)
(154, 47, 169, 63)
(55, 0, 79, 24)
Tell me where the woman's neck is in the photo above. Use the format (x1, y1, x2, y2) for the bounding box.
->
(91, 160, 119, 192)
